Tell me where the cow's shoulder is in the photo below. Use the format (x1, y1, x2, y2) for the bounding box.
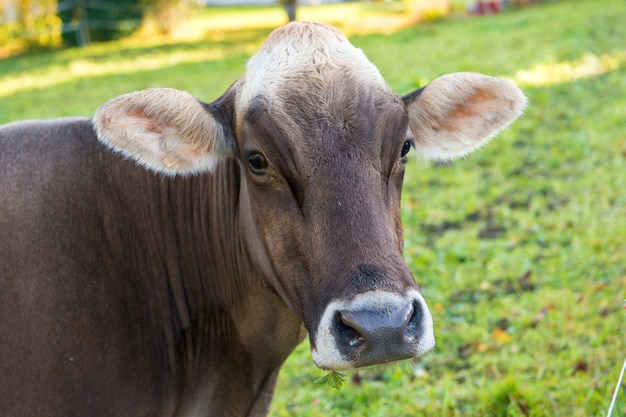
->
(0, 117, 107, 210)
(1, 117, 97, 160)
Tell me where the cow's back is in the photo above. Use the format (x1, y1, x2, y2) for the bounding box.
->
(0, 118, 180, 416)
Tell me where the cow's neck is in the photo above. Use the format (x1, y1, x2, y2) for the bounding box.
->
(132, 160, 304, 416)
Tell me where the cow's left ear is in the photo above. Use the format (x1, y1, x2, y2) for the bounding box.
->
(403, 72, 527, 161)
(94, 88, 233, 176)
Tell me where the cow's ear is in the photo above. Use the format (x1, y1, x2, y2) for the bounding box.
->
(94, 88, 233, 176)
(403, 72, 526, 161)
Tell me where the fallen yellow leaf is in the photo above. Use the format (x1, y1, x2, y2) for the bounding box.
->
(492, 327, 512, 343)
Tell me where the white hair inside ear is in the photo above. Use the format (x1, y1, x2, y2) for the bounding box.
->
(93, 88, 229, 176)
(404, 72, 527, 161)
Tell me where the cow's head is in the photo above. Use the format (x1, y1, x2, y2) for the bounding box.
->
(94, 22, 526, 370)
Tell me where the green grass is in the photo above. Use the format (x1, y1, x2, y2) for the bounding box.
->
(1, 0, 625, 416)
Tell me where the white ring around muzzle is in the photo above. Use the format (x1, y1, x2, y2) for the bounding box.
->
(311, 289, 435, 370)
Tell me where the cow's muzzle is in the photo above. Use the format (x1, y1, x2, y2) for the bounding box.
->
(311, 289, 435, 370)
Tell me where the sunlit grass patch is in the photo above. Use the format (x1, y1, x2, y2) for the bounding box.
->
(512, 51, 626, 87)
(131, 1, 414, 45)
(184, 2, 412, 36)
(0, 48, 231, 99)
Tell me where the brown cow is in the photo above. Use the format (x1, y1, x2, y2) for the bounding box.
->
(0, 22, 525, 417)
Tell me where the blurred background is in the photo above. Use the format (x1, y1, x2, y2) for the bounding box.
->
(1, 0, 538, 54)
(1, 0, 625, 416)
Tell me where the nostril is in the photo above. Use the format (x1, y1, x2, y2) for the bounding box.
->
(334, 311, 365, 348)
(405, 301, 422, 342)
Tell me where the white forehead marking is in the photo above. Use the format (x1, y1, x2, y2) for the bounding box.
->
(238, 22, 387, 111)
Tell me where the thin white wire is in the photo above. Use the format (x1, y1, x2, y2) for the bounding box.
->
(607, 356, 626, 417)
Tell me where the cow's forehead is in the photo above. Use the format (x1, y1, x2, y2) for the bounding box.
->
(238, 22, 389, 110)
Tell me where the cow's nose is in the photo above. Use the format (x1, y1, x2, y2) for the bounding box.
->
(311, 290, 434, 370)
(332, 300, 424, 368)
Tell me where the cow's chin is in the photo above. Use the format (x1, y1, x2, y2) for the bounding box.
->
(310, 289, 435, 371)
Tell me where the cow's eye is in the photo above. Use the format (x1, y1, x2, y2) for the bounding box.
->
(247, 151, 268, 173)
(400, 140, 412, 158)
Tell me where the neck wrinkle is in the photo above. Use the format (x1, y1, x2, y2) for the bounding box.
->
(163, 160, 250, 366)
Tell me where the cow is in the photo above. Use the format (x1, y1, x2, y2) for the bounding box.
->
(0, 22, 526, 417)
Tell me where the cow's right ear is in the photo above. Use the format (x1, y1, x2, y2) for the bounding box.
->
(94, 88, 233, 176)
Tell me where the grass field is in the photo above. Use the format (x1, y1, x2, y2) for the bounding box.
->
(1, 0, 625, 416)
